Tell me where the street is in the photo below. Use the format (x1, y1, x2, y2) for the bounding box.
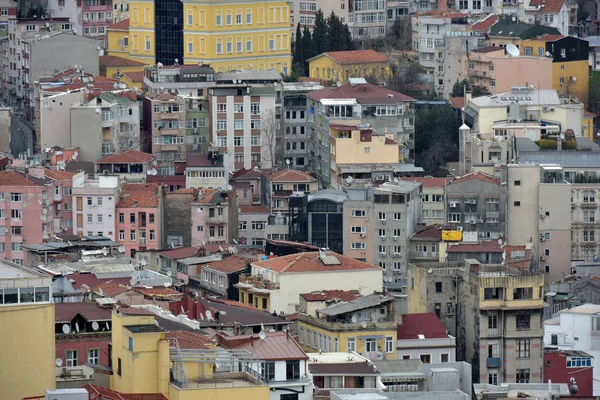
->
(9, 112, 33, 158)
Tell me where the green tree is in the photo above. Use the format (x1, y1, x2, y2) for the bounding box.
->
(327, 11, 346, 51)
(18, 0, 47, 18)
(344, 25, 354, 50)
(313, 10, 328, 54)
(293, 24, 305, 75)
(471, 85, 491, 97)
(301, 25, 314, 74)
(387, 17, 412, 51)
(414, 106, 460, 176)
(450, 79, 471, 98)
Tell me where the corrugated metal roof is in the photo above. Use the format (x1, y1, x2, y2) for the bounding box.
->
(470, 89, 560, 108)
(318, 293, 393, 316)
(218, 331, 308, 360)
(308, 189, 348, 204)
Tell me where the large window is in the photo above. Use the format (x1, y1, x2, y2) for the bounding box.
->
(516, 369, 530, 383)
(263, 362, 275, 381)
(516, 340, 530, 358)
(516, 311, 531, 330)
(286, 360, 300, 380)
(66, 350, 78, 367)
(347, 337, 356, 352)
(87, 349, 99, 365)
(365, 338, 377, 352)
(0, 286, 50, 304)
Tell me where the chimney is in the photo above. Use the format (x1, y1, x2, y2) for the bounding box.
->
(251, 335, 255, 347)
(286, 328, 290, 340)
(234, 321, 241, 336)
(438, 0, 448, 12)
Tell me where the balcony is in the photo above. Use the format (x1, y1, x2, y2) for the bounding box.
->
(158, 127, 181, 135)
(161, 144, 184, 152)
(101, 118, 113, 128)
(161, 112, 180, 120)
(487, 357, 501, 368)
(486, 211, 500, 219)
(235, 274, 280, 292)
(298, 313, 396, 332)
(581, 201, 597, 208)
(206, 215, 226, 224)
(139, 238, 147, 245)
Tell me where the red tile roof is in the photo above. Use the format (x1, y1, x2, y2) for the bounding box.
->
(66, 273, 131, 291)
(0, 170, 44, 186)
(251, 251, 380, 274)
(81, 384, 168, 400)
(44, 168, 75, 181)
(133, 287, 183, 299)
(100, 55, 145, 68)
(446, 240, 504, 253)
(117, 183, 160, 208)
(97, 150, 154, 164)
(230, 168, 264, 180)
(385, 137, 398, 145)
(397, 313, 449, 339)
(472, 14, 498, 31)
(186, 154, 213, 167)
(403, 177, 448, 188)
(450, 172, 500, 186)
(108, 19, 129, 30)
(159, 247, 199, 259)
(93, 280, 130, 297)
(473, 45, 503, 53)
(412, 224, 443, 240)
(55, 302, 112, 322)
(123, 71, 144, 82)
(449, 97, 465, 109)
(267, 169, 317, 183)
(166, 330, 213, 349)
(536, 33, 565, 41)
(217, 331, 308, 360)
(528, 0, 565, 13)
(317, 49, 390, 65)
(585, 111, 596, 117)
(300, 289, 361, 302)
(308, 82, 415, 102)
(240, 205, 269, 214)
(203, 255, 249, 274)
(212, 299, 261, 311)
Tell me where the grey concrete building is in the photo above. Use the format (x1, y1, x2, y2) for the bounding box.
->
(162, 189, 195, 248)
(0, 107, 10, 154)
(343, 180, 422, 292)
(409, 224, 443, 264)
(238, 205, 270, 246)
(571, 181, 600, 261)
(445, 172, 508, 241)
(142, 64, 216, 95)
(281, 82, 323, 171)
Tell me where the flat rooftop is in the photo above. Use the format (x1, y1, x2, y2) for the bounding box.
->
(307, 352, 369, 364)
(0, 261, 47, 279)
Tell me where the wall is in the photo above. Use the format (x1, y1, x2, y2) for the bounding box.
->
(538, 183, 571, 281)
(552, 60, 589, 105)
(0, 107, 9, 153)
(115, 205, 161, 255)
(70, 107, 102, 162)
(168, 385, 270, 400)
(396, 338, 456, 363)
(492, 56, 553, 93)
(30, 33, 100, 82)
(0, 303, 56, 400)
(56, 333, 111, 368)
(507, 165, 540, 246)
(543, 351, 593, 397)
(163, 191, 194, 248)
(309, 56, 391, 83)
(40, 91, 86, 150)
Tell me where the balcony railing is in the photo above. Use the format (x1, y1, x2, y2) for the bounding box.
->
(487, 357, 501, 368)
(297, 313, 396, 332)
(237, 274, 280, 290)
(207, 215, 226, 224)
(139, 238, 147, 245)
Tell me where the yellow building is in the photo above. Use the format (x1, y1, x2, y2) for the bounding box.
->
(584, 111, 596, 140)
(0, 260, 55, 400)
(107, 19, 132, 59)
(182, 0, 292, 73)
(308, 49, 392, 83)
(297, 292, 397, 360)
(128, 0, 155, 64)
(521, 35, 590, 105)
(99, 55, 146, 82)
(111, 307, 270, 400)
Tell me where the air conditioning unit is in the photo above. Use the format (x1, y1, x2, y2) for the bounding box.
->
(469, 199, 477, 205)
(450, 202, 457, 208)
(470, 219, 477, 224)
(360, 233, 366, 238)
(393, 253, 401, 258)
(379, 252, 386, 257)
(540, 236, 545, 242)
(498, 233, 503, 238)
(478, 232, 485, 237)
(380, 236, 387, 241)
(456, 226, 463, 231)
(478, 219, 484, 223)
(392, 236, 398, 241)
(380, 219, 387, 224)
(540, 255, 546, 261)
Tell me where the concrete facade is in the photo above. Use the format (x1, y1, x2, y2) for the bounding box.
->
(72, 175, 119, 240)
(190, 189, 238, 247)
(162, 189, 194, 248)
(39, 90, 87, 150)
(570, 184, 600, 262)
(0, 107, 10, 154)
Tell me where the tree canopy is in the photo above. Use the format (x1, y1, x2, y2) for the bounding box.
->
(414, 106, 460, 176)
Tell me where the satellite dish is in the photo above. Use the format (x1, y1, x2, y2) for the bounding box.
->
(351, 316, 358, 323)
(62, 324, 71, 334)
(166, 271, 172, 277)
(498, 238, 503, 246)
(546, 51, 552, 57)
(506, 44, 520, 57)
(560, 133, 565, 140)
(345, 176, 354, 185)
(75, 322, 80, 333)
(286, 159, 291, 166)
(56, 358, 63, 367)
(360, 321, 367, 329)
(393, 177, 399, 184)
(130, 278, 137, 286)
(92, 321, 99, 331)
(140, 258, 147, 266)
(512, 16, 517, 22)
(105, 322, 110, 330)
(572, 77, 577, 82)
(42, 208, 48, 215)
(118, 246, 125, 253)
(133, 86, 139, 92)
(156, 62, 163, 68)
(259, 330, 266, 340)
(427, 268, 433, 274)
(113, 83, 119, 89)
(199, 313, 205, 320)
(73, 151, 79, 158)
(119, 83, 127, 89)
(206, 310, 213, 319)
(147, 169, 153, 175)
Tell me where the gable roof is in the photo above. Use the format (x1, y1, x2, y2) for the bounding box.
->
(411, 224, 443, 240)
(536, 33, 565, 41)
(159, 247, 199, 259)
(402, 177, 448, 188)
(117, 183, 160, 208)
(44, 168, 75, 181)
(251, 251, 380, 274)
(93, 280, 130, 297)
(308, 82, 415, 103)
(312, 49, 390, 65)
(199, 298, 292, 326)
(449, 172, 500, 186)
(527, 0, 565, 13)
(446, 240, 504, 253)
(97, 150, 154, 164)
(99, 55, 145, 68)
(266, 169, 317, 183)
(472, 14, 498, 31)
(203, 255, 249, 274)
(216, 331, 308, 360)
(0, 170, 46, 186)
(108, 18, 129, 30)
(239, 205, 269, 214)
(318, 293, 393, 316)
(473, 45, 503, 53)
(123, 71, 144, 82)
(55, 302, 112, 323)
(489, 18, 561, 39)
(166, 330, 212, 349)
(397, 313, 449, 339)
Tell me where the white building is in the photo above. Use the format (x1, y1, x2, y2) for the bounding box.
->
(544, 304, 600, 395)
(396, 313, 456, 364)
(39, 89, 87, 150)
(72, 174, 119, 240)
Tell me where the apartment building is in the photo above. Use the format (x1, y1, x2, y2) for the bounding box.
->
(409, 224, 443, 264)
(142, 64, 216, 95)
(298, 292, 397, 360)
(397, 313, 456, 363)
(282, 82, 323, 171)
(238, 205, 270, 246)
(0, 170, 54, 265)
(343, 180, 422, 291)
(208, 70, 282, 172)
(0, 260, 55, 400)
(462, 46, 553, 94)
(185, 153, 228, 189)
(180, 93, 211, 154)
(106, 18, 130, 59)
(95, 149, 155, 183)
(72, 174, 120, 240)
(236, 250, 383, 314)
(506, 164, 571, 282)
(487, 9, 568, 37)
(125, 0, 292, 73)
(115, 183, 162, 256)
(306, 80, 417, 189)
(7, 18, 99, 122)
(0, 0, 16, 25)
(48, 0, 114, 46)
(143, 91, 186, 175)
(190, 188, 238, 246)
(39, 89, 87, 151)
(404, 177, 447, 226)
(308, 50, 392, 83)
(445, 172, 508, 242)
(408, 260, 546, 385)
(571, 184, 600, 262)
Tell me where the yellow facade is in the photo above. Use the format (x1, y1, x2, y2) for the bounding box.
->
(475, 274, 545, 309)
(239, 289, 271, 311)
(1, 303, 56, 400)
(121, 72, 144, 89)
(308, 54, 392, 83)
(128, 0, 155, 63)
(182, 0, 292, 74)
(584, 113, 595, 139)
(298, 317, 397, 360)
(107, 27, 130, 58)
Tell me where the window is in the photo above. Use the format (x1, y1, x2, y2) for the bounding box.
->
(263, 362, 275, 381)
(119, 230, 125, 241)
(351, 226, 365, 233)
(226, 13, 232, 25)
(378, 212, 386, 221)
(251, 103, 260, 114)
(216, 13, 222, 26)
(489, 314, 497, 329)
(117, 358, 122, 376)
(420, 354, 431, 363)
(448, 213, 461, 223)
(352, 210, 366, 217)
(87, 349, 99, 365)
(130, 230, 136, 241)
(584, 210, 595, 223)
(11, 226, 21, 235)
(10, 209, 22, 220)
(10, 193, 22, 202)
(441, 354, 449, 363)
(150, 230, 155, 241)
(66, 350, 78, 367)
(11, 243, 22, 252)
(145, 37, 151, 51)
(516, 340, 530, 358)
(435, 282, 443, 293)
(516, 369, 530, 383)
(514, 180, 521, 186)
(365, 338, 377, 352)
(489, 373, 498, 385)
(514, 201, 521, 207)
(351, 242, 366, 249)
(385, 336, 394, 353)
(119, 213, 125, 223)
(347, 337, 356, 352)
(584, 230, 595, 242)
(583, 190, 596, 203)
(286, 360, 300, 380)
(516, 311, 531, 330)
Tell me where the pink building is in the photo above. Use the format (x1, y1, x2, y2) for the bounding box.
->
(0, 170, 53, 265)
(115, 183, 163, 257)
(191, 188, 238, 247)
(55, 302, 112, 369)
(82, 0, 114, 47)
(28, 167, 79, 235)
